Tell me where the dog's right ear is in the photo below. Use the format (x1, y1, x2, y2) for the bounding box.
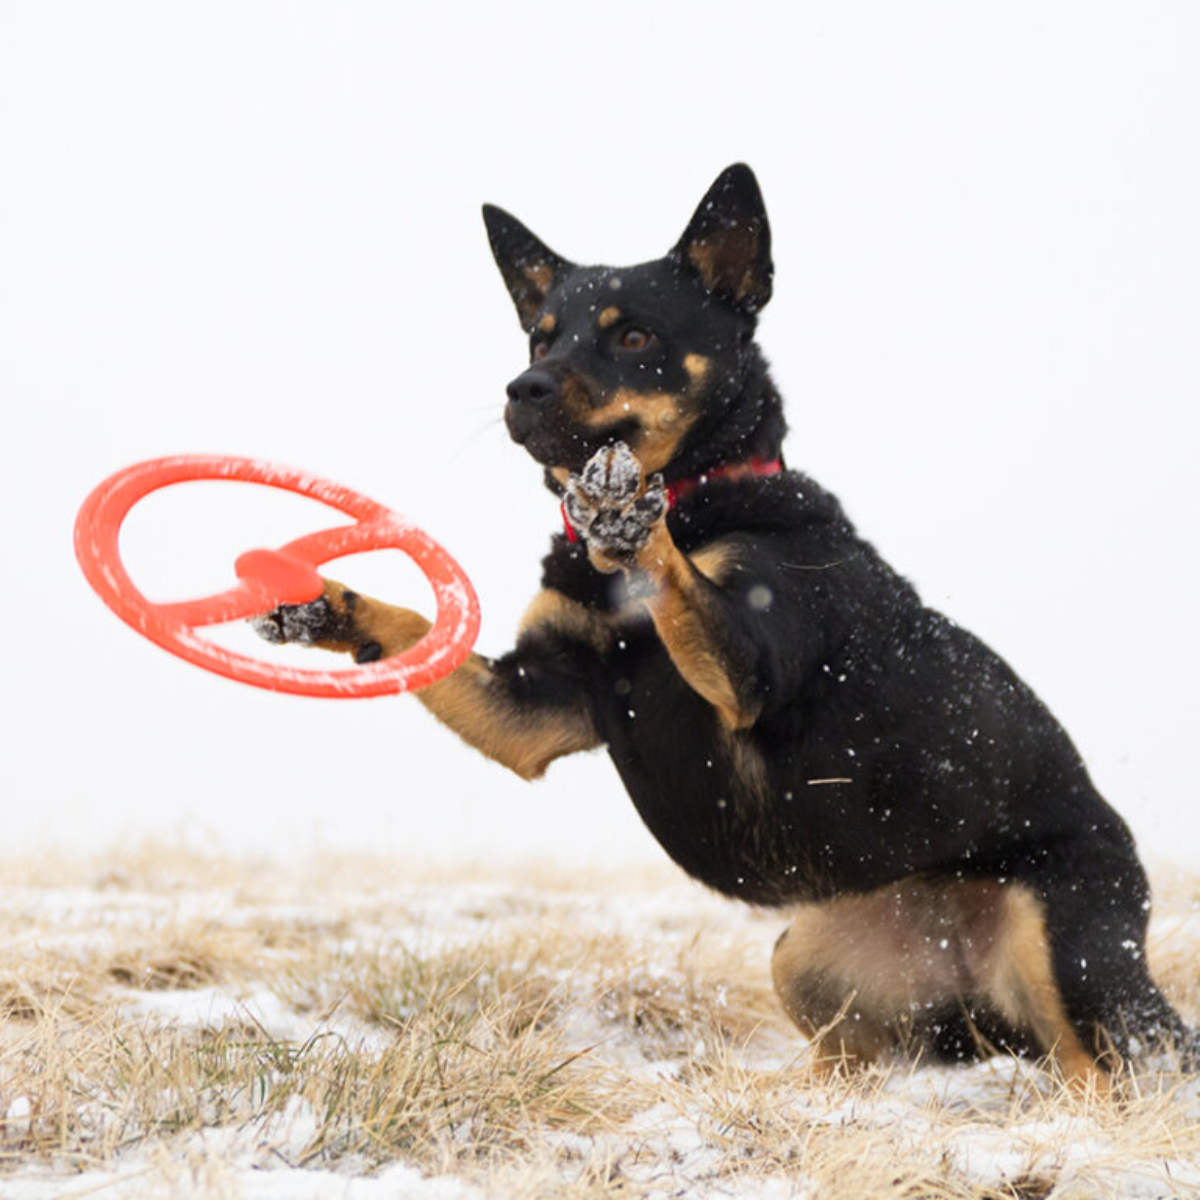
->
(482, 205, 569, 330)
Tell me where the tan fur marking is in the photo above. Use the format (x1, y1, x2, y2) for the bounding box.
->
(420, 658, 597, 780)
(549, 466, 570, 487)
(988, 888, 1108, 1091)
(635, 525, 758, 729)
(538, 312, 556, 333)
(578, 387, 677, 428)
(683, 353, 711, 392)
(526, 263, 554, 294)
(687, 227, 761, 302)
(582, 513, 752, 729)
(680, 541, 765, 782)
(578, 388, 700, 474)
(689, 541, 737, 585)
(772, 881, 988, 1032)
(770, 878, 1107, 1088)
(307, 582, 599, 780)
(687, 242, 721, 289)
(597, 305, 621, 329)
(636, 416, 698, 474)
(519, 588, 611, 654)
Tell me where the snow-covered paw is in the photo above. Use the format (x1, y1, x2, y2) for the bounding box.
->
(565, 442, 667, 565)
(250, 595, 343, 646)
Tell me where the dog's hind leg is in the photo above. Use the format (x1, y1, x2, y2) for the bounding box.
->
(771, 878, 1011, 1074)
(973, 884, 1111, 1090)
(1015, 844, 1194, 1073)
(771, 907, 899, 1073)
(768, 875, 1153, 1086)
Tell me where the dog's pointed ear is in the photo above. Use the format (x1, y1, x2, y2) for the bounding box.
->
(482, 204, 569, 330)
(671, 164, 773, 314)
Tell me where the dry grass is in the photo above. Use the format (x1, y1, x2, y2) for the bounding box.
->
(0, 847, 1197, 1198)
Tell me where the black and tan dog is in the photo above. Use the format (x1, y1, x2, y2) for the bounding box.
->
(255, 164, 1194, 1087)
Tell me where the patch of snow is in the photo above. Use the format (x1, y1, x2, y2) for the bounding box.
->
(116, 984, 389, 1054)
(1, 1161, 490, 1200)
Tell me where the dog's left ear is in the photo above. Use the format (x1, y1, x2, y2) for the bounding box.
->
(482, 204, 569, 330)
(671, 163, 773, 314)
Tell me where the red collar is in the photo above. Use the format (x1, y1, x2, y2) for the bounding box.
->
(561, 456, 783, 543)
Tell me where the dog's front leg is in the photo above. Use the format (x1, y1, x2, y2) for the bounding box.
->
(252, 585, 599, 779)
(566, 443, 761, 731)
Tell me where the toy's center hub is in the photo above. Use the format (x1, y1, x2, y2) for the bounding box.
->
(234, 548, 325, 607)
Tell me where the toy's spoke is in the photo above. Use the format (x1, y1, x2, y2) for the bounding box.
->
(154, 523, 383, 629)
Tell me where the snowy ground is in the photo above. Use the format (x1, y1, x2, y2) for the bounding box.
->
(1, 850, 1198, 1199)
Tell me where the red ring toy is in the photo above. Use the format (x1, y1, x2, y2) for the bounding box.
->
(74, 455, 481, 697)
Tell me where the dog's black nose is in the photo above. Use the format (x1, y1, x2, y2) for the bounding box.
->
(506, 368, 558, 408)
(505, 368, 559, 444)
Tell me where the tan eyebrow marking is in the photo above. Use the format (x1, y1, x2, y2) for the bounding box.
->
(538, 313, 557, 333)
(597, 306, 622, 329)
(683, 353, 710, 390)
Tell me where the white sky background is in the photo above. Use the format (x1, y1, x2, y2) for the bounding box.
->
(2, 2, 1197, 871)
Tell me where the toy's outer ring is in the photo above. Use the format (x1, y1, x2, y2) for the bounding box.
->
(73, 455, 481, 697)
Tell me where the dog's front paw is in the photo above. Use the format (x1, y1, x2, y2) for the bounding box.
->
(250, 584, 356, 648)
(250, 596, 339, 646)
(565, 442, 667, 568)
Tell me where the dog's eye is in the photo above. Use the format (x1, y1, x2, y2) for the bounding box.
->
(619, 327, 652, 351)
(532, 341, 549, 361)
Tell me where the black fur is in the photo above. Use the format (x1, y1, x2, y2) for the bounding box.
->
(482, 164, 1194, 1065)
(354, 640, 383, 664)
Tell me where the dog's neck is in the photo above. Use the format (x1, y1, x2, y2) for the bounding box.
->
(665, 456, 783, 504)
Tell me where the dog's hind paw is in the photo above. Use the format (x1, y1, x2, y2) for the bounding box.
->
(565, 442, 666, 567)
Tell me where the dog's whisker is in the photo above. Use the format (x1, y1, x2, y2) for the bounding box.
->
(445, 418, 506, 467)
